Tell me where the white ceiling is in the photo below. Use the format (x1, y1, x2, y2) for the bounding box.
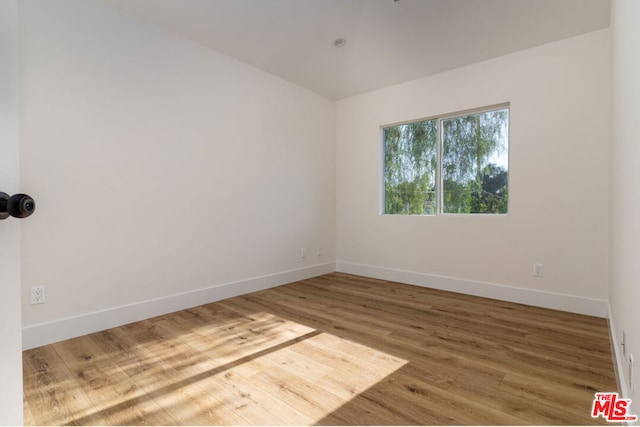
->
(101, 0, 610, 100)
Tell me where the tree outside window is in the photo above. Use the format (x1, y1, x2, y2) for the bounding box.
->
(383, 106, 509, 215)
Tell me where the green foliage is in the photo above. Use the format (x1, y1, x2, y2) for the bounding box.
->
(384, 108, 508, 215)
(385, 174, 435, 215)
(470, 164, 508, 213)
(444, 164, 508, 214)
(441, 109, 508, 214)
(442, 179, 471, 214)
(384, 120, 436, 214)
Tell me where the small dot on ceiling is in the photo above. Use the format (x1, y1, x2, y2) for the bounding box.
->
(333, 38, 347, 48)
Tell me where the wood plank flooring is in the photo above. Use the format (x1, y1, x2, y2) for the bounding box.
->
(23, 272, 617, 425)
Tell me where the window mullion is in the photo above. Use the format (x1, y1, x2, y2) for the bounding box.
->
(436, 118, 443, 215)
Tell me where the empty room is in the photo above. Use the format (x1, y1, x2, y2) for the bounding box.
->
(2, 0, 640, 425)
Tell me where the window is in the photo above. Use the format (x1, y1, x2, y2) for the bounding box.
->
(383, 119, 437, 215)
(383, 105, 509, 215)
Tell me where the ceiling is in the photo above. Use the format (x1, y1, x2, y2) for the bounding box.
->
(101, 0, 610, 100)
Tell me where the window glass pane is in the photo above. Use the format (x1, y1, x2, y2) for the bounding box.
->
(383, 120, 437, 215)
(442, 108, 509, 214)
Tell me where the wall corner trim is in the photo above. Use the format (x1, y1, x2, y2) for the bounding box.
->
(22, 262, 336, 350)
(336, 261, 609, 318)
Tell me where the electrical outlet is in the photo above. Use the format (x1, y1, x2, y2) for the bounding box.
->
(30, 285, 46, 305)
(533, 263, 544, 277)
(300, 247, 306, 258)
(316, 244, 323, 256)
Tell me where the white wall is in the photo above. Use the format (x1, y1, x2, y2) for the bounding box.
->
(18, 0, 617, 357)
(610, 0, 640, 407)
(0, 0, 23, 423)
(336, 30, 611, 316)
(19, 0, 335, 348)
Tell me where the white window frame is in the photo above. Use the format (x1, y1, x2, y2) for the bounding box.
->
(381, 102, 510, 216)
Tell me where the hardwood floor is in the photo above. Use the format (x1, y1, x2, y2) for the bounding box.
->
(23, 273, 617, 425)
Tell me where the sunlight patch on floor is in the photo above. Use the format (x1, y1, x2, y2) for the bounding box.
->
(23, 309, 408, 425)
(175, 312, 409, 423)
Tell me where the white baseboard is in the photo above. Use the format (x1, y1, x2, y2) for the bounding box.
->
(22, 262, 336, 350)
(23, 261, 610, 350)
(336, 261, 609, 318)
(607, 305, 630, 399)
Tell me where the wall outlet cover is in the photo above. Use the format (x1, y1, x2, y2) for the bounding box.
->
(30, 285, 46, 305)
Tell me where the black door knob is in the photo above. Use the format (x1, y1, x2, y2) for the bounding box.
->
(0, 192, 36, 220)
